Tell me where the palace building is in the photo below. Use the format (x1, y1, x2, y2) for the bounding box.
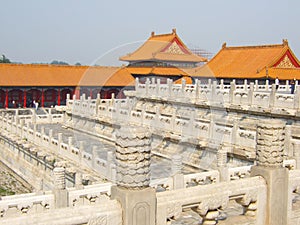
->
(0, 64, 134, 108)
(187, 39, 300, 84)
(1, 29, 300, 108)
(120, 28, 206, 84)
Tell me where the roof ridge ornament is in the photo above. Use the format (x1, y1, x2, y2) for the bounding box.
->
(222, 42, 227, 49)
(282, 39, 288, 46)
(172, 28, 176, 34)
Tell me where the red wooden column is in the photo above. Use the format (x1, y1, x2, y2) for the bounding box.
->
(74, 87, 80, 99)
(89, 88, 93, 98)
(57, 88, 61, 106)
(41, 89, 45, 107)
(23, 89, 27, 108)
(5, 89, 8, 108)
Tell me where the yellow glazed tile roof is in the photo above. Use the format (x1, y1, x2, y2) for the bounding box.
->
(174, 76, 193, 84)
(127, 66, 187, 76)
(0, 64, 135, 87)
(120, 29, 206, 63)
(258, 67, 300, 80)
(187, 40, 300, 80)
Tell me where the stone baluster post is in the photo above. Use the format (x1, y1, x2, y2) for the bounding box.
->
(269, 84, 276, 108)
(167, 78, 173, 98)
(195, 79, 200, 100)
(229, 81, 236, 105)
(254, 80, 259, 91)
(181, 78, 186, 98)
(75, 172, 83, 189)
(0, 112, 3, 129)
(57, 133, 62, 152)
(15, 109, 19, 126)
(293, 142, 300, 169)
(49, 129, 53, 145)
(35, 178, 44, 194)
(285, 125, 292, 158)
(266, 79, 270, 91)
(111, 93, 115, 106)
(53, 167, 68, 208)
(244, 79, 248, 90)
(32, 109, 36, 124)
(96, 93, 100, 100)
(209, 117, 215, 141)
(208, 79, 212, 89)
(26, 122, 30, 140)
(79, 141, 84, 163)
(220, 79, 224, 89)
(154, 106, 160, 130)
(40, 126, 45, 146)
(68, 137, 73, 152)
(248, 82, 254, 106)
(111, 125, 155, 225)
(33, 123, 37, 141)
(172, 155, 184, 189)
(217, 145, 229, 181)
(20, 119, 25, 139)
(135, 78, 139, 93)
(231, 120, 238, 145)
(106, 150, 115, 181)
(66, 93, 70, 107)
(294, 86, 300, 110)
(13, 116, 18, 135)
(72, 94, 76, 102)
(156, 78, 160, 97)
(251, 120, 288, 225)
(211, 80, 217, 102)
(151, 77, 155, 86)
(92, 146, 97, 169)
(145, 78, 150, 96)
(48, 108, 52, 123)
(40, 126, 45, 135)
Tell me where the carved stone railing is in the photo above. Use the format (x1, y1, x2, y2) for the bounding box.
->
(0, 192, 54, 218)
(132, 78, 300, 114)
(0, 114, 117, 181)
(288, 170, 300, 224)
(0, 188, 122, 225)
(64, 82, 300, 157)
(156, 176, 267, 225)
(68, 182, 112, 207)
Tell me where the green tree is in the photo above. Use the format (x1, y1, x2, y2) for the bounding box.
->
(0, 55, 11, 63)
(50, 60, 69, 65)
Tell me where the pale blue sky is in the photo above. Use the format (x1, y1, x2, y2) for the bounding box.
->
(1, 0, 299, 65)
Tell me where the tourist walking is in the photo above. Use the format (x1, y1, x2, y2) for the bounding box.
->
(291, 79, 296, 94)
(35, 101, 39, 110)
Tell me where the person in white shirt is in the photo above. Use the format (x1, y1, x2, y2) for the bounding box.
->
(35, 101, 39, 110)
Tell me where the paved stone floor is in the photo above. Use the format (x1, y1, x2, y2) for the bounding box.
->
(34, 123, 202, 180)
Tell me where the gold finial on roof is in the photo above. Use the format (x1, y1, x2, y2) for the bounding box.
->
(283, 39, 288, 46)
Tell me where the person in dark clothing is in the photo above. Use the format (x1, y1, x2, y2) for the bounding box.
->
(275, 77, 279, 90)
(291, 79, 296, 94)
